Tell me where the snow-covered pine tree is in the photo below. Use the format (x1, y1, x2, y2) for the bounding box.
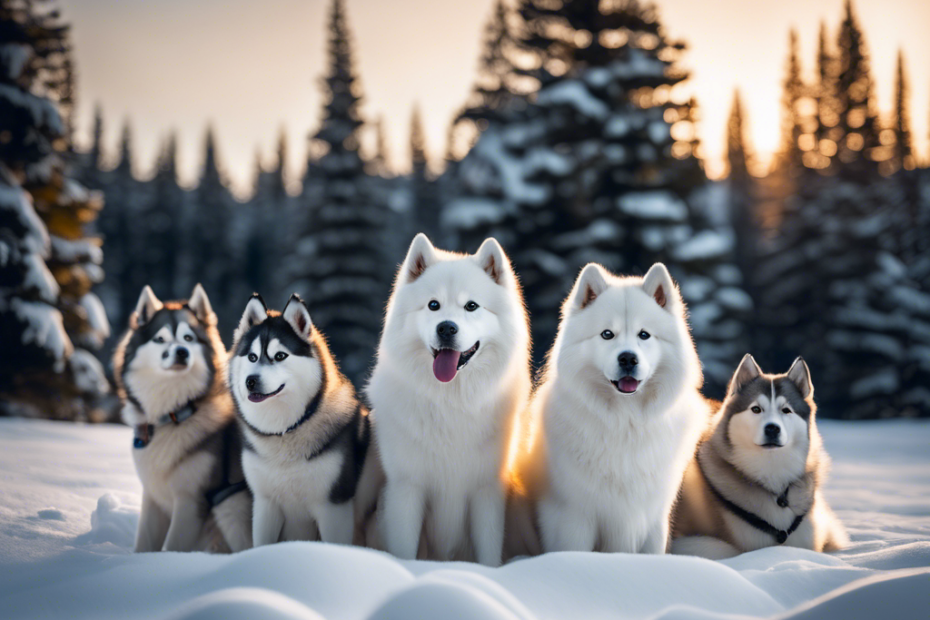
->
(833, 0, 880, 178)
(491, 0, 747, 383)
(778, 29, 806, 177)
(409, 104, 438, 238)
(142, 134, 185, 301)
(891, 50, 914, 174)
(1, 0, 109, 418)
(812, 21, 838, 173)
(288, 0, 390, 382)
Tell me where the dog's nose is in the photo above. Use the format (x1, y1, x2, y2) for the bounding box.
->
(246, 375, 259, 392)
(618, 351, 638, 373)
(765, 424, 781, 440)
(436, 321, 458, 340)
(175, 347, 189, 361)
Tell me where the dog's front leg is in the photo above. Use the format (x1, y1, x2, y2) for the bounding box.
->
(162, 496, 206, 552)
(538, 496, 597, 553)
(253, 495, 285, 546)
(135, 493, 170, 552)
(381, 480, 424, 560)
(469, 484, 505, 567)
(317, 502, 354, 545)
(641, 516, 670, 554)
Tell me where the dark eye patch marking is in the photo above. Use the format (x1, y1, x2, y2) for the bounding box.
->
(234, 316, 312, 360)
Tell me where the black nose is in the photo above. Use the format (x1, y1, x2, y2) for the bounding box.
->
(246, 375, 259, 392)
(765, 424, 781, 439)
(175, 347, 189, 361)
(436, 321, 458, 340)
(618, 351, 638, 373)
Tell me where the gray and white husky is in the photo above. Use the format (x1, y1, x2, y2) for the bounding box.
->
(114, 284, 252, 553)
(671, 354, 848, 559)
(229, 293, 380, 547)
(506, 263, 709, 557)
(367, 234, 532, 566)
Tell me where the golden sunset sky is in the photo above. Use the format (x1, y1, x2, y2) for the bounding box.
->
(60, 0, 930, 194)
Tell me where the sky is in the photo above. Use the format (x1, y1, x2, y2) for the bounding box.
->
(59, 0, 930, 195)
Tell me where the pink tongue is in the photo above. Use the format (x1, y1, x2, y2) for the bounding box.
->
(433, 349, 461, 382)
(619, 377, 639, 393)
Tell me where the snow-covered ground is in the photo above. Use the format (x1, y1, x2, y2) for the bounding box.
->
(0, 418, 927, 620)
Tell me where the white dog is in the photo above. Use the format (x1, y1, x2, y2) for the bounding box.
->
(508, 263, 709, 556)
(367, 233, 531, 566)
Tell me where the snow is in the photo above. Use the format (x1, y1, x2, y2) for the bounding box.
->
(1, 298, 72, 371)
(618, 191, 688, 221)
(1, 418, 928, 620)
(69, 348, 110, 395)
(536, 80, 610, 120)
(0, 43, 32, 80)
(79, 292, 111, 343)
(674, 230, 732, 262)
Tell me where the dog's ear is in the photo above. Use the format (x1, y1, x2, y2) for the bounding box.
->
(786, 357, 813, 399)
(282, 294, 313, 342)
(132, 286, 163, 328)
(475, 237, 510, 285)
(569, 264, 609, 311)
(642, 263, 681, 312)
(402, 233, 438, 283)
(187, 283, 216, 325)
(728, 353, 763, 397)
(234, 293, 267, 345)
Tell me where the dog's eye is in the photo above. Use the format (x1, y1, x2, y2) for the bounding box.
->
(638, 330, 651, 340)
(465, 301, 479, 312)
(428, 300, 440, 311)
(274, 352, 288, 362)
(782, 407, 792, 414)
(751, 406, 762, 414)
(601, 330, 614, 340)
(183, 335, 193, 342)
(248, 353, 258, 363)
(153, 336, 165, 344)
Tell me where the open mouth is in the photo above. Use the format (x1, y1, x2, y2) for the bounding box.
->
(431, 341, 479, 383)
(248, 383, 285, 403)
(611, 376, 640, 394)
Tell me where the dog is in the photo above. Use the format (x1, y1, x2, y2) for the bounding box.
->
(229, 293, 380, 547)
(506, 263, 708, 556)
(114, 284, 252, 553)
(367, 233, 531, 566)
(671, 354, 848, 558)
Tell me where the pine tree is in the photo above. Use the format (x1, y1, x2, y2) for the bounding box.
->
(777, 29, 806, 176)
(145, 133, 185, 299)
(1, 0, 109, 418)
(409, 103, 438, 237)
(813, 22, 838, 172)
(891, 49, 914, 173)
(834, 0, 880, 180)
(289, 0, 391, 382)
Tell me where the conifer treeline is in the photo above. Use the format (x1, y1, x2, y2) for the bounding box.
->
(7, 0, 926, 419)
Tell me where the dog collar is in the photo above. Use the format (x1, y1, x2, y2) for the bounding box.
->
(132, 401, 198, 449)
(698, 456, 806, 545)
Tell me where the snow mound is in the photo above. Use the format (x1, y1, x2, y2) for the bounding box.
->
(74, 493, 138, 547)
(0, 418, 928, 620)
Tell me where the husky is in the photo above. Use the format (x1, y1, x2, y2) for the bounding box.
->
(229, 293, 379, 547)
(114, 284, 252, 553)
(506, 263, 708, 556)
(367, 234, 531, 566)
(671, 355, 848, 559)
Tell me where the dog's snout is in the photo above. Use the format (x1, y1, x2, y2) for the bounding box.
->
(436, 321, 458, 340)
(246, 375, 259, 392)
(764, 423, 781, 440)
(175, 347, 189, 361)
(618, 351, 638, 373)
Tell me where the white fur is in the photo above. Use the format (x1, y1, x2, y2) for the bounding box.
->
(368, 234, 531, 566)
(528, 263, 707, 554)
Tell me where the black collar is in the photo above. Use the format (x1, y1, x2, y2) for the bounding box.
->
(238, 369, 327, 438)
(697, 456, 806, 545)
(132, 399, 199, 449)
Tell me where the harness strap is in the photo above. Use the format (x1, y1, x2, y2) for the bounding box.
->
(698, 457, 806, 545)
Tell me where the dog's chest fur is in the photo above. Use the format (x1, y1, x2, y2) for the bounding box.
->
(131, 401, 230, 512)
(545, 386, 705, 548)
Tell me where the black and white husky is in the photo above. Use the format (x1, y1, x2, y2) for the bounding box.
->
(229, 294, 379, 547)
(367, 234, 532, 566)
(114, 285, 252, 553)
(672, 354, 848, 558)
